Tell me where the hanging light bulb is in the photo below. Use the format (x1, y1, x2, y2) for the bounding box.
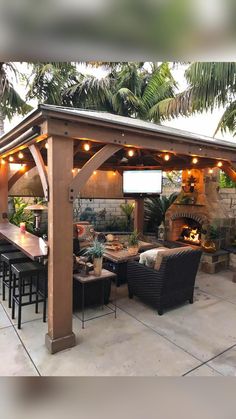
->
(217, 161, 223, 168)
(208, 168, 213, 174)
(93, 171, 97, 175)
(187, 170, 191, 175)
(72, 169, 75, 174)
(192, 157, 198, 164)
(113, 170, 116, 176)
(9, 156, 14, 162)
(45, 142, 48, 149)
(83, 143, 90, 151)
(18, 152, 24, 159)
(163, 153, 170, 161)
(127, 149, 135, 157)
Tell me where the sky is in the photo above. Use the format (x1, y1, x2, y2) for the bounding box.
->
(4, 62, 234, 143)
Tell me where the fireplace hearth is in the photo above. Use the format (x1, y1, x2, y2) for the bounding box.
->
(165, 168, 235, 248)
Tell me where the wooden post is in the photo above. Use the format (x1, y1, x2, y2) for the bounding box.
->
(0, 161, 9, 222)
(45, 135, 76, 354)
(134, 198, 144, 235)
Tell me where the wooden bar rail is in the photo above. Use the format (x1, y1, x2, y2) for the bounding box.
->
(0, 222, 47, 260)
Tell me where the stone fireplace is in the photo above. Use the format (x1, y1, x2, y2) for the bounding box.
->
(165, 168, 235, 248)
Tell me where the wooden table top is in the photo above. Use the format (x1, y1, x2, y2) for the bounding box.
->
(73, 268, 116, 283)
(0, 222, 47, 261)
(104, 249, 140, 263)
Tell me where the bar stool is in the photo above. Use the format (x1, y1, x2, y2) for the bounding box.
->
(0, 244, 18, 281)
(1, 252, 30, 308)
(11, 261, 47, 329)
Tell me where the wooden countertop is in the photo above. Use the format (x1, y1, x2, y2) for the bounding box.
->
(0, 222, 47, 260)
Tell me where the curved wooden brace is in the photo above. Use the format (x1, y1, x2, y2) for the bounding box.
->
(222, 163, 236, 183)
(8, 164, 35, 191)
(29, 144, 49, 200)
(69, 143, 122, 201)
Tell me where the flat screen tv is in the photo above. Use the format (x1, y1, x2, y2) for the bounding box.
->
(123, 170, 162, 197)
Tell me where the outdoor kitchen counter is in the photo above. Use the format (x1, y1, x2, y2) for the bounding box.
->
(0, 222, 47, 261)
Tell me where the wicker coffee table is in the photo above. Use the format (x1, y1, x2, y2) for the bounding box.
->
(73, 269, 117, 328)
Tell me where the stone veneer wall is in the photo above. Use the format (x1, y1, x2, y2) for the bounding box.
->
(219, 188, 236, 218)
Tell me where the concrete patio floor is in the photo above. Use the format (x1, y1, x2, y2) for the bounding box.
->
(1, 269, 236, 376)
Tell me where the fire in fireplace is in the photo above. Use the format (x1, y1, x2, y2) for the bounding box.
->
(179, 219, 202, 245)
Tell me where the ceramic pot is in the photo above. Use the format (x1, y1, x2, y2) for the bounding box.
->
(93, 257, 103, 276)
(127, 245, 139, 256)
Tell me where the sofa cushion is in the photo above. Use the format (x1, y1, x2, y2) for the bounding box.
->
(139, 247, 167, 268)
(154, 246, 193, 270)
(76, 223, 95, 242)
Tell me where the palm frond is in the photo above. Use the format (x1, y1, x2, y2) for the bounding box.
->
(112, 87, 144, 116)
(214, 101, 236, 136)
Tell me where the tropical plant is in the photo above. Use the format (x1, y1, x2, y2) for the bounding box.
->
(85, 239, 105, 259)
(26, 62, 77, 105)
(144, 193, 178, 232)
(219, 172, 236, 188)
(154, 62, 236, 136)
(128, 230, 139, 247)
(63, 62, 178, 122)
(120, 202, 135, 230)
(0, 62, 32, 135)
(208, 225, 220, 241)
(9, 197, 34, 232)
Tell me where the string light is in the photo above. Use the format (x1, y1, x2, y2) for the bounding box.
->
(217, 161, 223, 168)
(208, 168, 213, 174)
(163, 153, 170, 161)
(113, 171, 116, 176)
(9, 156, 14, 162)
(192, 157, 198, 164)
(18, 152, 24, 159)
(93, 171, 97, 175)
(127, 149, 135, 157)
(72, 169, 75, 174)
(83, 143, 90, 151)
(187, 170, 191, 175)
(45, 143, 48, 149)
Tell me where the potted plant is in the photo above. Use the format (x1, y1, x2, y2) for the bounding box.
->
(86, 239, 105, 276)
(127, 230, 139, 255)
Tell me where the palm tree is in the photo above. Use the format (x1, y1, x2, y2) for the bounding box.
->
(144, 193, 178, 233)
(26, 62, 78, 105)
(0, 62, 31, 135)
(152, 62, 236, 136)
(63, 62, 178, 122)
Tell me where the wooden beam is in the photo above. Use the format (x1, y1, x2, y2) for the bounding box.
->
(134, 198, 144, 235)
(222, 164, 236, 182)
(69, 144, 122, 201)
(8, 164, 35, 190)
(47, 118, 236, 163)
(0, 161, 9, 222)
(29, 144, 49, 200)
(45, 135, 75, 354)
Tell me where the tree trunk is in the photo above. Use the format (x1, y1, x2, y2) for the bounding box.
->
(0, 63, 5, 136)
(0, 107, 4, 136)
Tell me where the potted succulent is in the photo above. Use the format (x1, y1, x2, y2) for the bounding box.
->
(127, 230, 139, 255)
(86, 239, 105, 276)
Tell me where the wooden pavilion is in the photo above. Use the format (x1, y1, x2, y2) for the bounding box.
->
(1, 104, 236, 353)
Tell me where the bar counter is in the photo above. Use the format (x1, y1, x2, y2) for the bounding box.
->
(0, 222, 47, 261)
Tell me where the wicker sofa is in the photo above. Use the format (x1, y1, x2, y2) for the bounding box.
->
(127, 248, 202, 315)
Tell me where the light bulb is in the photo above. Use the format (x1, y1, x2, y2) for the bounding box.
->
(208, 168, 213, 174)
(83, 143, 90, 151)
(93, 171, 97, 175)
(164, 154, 170, 161)
(217, 161, 223, 168)
(18, 152, 24, 159)
(192, 157, 198, 164)
(128, 149, 134, 157)
(45, 143, 48, 149)
(9, 156, 14, 162)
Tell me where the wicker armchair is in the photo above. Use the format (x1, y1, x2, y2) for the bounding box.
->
(127, 249, 202, 315)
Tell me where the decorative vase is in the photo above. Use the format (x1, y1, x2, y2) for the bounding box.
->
(127, 245, 139, 256)
(93, 257, 103, 276)
(201, 240, 217, 253)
